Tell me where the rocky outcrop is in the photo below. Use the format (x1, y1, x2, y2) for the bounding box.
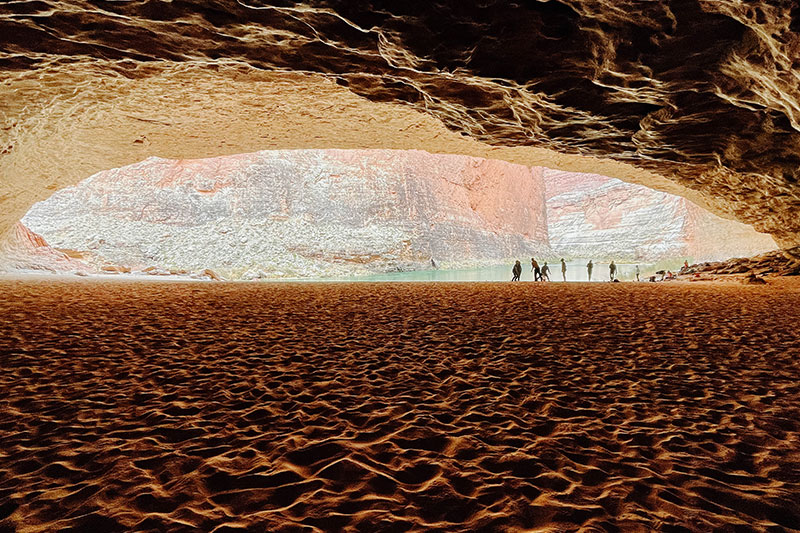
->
(0, 222, 93, 275)
(544, 169, 777, 262)
(683, 251, 800, 280)
(17, 150, 549, 279)
(2, 1, 800, 253)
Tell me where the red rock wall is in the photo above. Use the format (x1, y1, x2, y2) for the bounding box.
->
(543, 169, 777, 262)
(1, 222, 93, 274)
(13, 150, 550, 278)
(6, 151, 778, 277)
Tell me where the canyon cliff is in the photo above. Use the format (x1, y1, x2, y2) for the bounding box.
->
(6, 149, 777, 278)
(13, 150, 549, 279)
(544, 169, 777, 262)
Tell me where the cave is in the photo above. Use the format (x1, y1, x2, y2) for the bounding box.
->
(2, 2, 800, 531)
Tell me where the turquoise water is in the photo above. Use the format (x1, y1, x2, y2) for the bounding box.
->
(335, 260, 683, 282)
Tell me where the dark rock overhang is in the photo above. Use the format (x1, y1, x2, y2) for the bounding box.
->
(2, 0, 799, 251)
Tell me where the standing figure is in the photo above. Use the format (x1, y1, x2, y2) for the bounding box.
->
(560, 258, 567, 282)
(512, 260, 522, 281)
(609, 260, 617, 281)
(541, 262, 551, 281)
(531, 257, 541, 281)
(587, 260, 593, 281)
(635, 264, 640, 281)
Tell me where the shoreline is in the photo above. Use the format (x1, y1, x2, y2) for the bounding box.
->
(2, 271, 798, 290)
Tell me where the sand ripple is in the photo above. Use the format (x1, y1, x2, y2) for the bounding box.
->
(1, 280, 800, 532)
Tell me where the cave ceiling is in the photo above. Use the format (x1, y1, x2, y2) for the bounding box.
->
(1, 0, 799, 250)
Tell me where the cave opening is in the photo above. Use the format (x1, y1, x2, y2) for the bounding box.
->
(5, 1, 800, 529)
(3, 149, 776, 282)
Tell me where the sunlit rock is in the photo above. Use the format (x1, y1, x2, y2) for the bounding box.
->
(18, 150, 550, 279)
(9, 148, 778, 278)
(1, 222, 93, 275)
(544, 169, 777, 262)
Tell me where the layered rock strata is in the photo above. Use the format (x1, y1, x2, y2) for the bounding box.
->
(1, 222, 91, 275)
(544, 169, 777, 262)
(2, 1, 800, 251)
(13, 150, 549, 279)
(8, 149, 778, 278)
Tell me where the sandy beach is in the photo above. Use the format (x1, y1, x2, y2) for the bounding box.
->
(1, 279, 799, 532)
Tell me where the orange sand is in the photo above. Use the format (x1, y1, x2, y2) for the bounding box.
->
(1, 279, 799, 532)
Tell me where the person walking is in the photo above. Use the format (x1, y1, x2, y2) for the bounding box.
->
(587, 259, 593, 281)
(635, 264, 640, 281)
(531, 257, 541, 281)
(609, 260, 617, 281)
(541, 261, 551, 281)
(560, 258, 567, 281)
(512, 260, 522, 281)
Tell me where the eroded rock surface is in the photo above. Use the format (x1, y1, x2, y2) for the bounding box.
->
(684, 250, 800, 280)
(2, 222, 90, 275)
(2, 1, 800, 251)
(16, 150, 549, 279)
(8, 149, 777, 278)
(544, 169, 776, 262)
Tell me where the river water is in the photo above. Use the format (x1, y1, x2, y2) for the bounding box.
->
(344, 259, 685, 282)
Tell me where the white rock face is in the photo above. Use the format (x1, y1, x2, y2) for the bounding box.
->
(19, 150, 550, 279)
(7, 150, 777, 279)
(544, 169, 777, 262)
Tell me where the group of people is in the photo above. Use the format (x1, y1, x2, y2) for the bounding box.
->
(512, 257, 568, 282)
(513, 258, 643, 282)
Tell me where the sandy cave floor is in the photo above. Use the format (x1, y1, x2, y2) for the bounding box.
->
(1, 280, 800, 532)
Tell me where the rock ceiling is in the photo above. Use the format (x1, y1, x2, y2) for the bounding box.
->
(1, 1, 799, 251)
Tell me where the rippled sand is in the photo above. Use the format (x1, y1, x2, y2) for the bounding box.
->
(1, 279, 800, 532)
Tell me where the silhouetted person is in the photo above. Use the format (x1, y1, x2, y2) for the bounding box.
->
(541, 262, 551, 281)
(561, 258, 567, 281)
(512, 260, 522, 281)
(635, 264, 640, 282)
(587, 260, 593, 281)
(609, 260, 617, 281)
(531, 257, 541, 281)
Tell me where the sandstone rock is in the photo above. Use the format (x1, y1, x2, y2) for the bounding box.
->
(687, 250, 800, 279)
(17, 150, 550, 279)
(101, 265, 131, 274)
(8, 148, 783, 278)
(202, 269, 223, 282)
(544, 169, 777, 262)
(0, 222, 94, 274)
